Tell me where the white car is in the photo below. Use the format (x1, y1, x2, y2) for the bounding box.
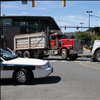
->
(0, 49, 53, 84)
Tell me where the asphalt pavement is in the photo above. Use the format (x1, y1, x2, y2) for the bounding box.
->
(1, 50, 100, 100)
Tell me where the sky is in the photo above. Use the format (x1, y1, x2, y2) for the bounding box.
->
(1, 0, 100, 33)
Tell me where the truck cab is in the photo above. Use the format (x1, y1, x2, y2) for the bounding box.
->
(49, 32, 83, 60)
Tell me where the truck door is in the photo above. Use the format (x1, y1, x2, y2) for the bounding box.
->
(50, 35, 56, 48)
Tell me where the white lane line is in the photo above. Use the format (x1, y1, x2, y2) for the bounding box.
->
(49, 60, 67, 62)
(49, 60, 90, 63)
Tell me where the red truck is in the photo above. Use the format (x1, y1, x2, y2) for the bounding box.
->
(14, 29, 83, 60)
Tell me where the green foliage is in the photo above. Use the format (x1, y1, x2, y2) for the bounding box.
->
(75, 31, 90, 45)
(70, 34, 75, 39)
(86, 28, 93, 32)
(91, 34, 100, 43)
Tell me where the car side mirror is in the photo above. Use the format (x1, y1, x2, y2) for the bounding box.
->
(14, 53, 18, 57)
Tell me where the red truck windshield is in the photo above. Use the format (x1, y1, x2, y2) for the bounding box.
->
(57, 35, 68, 39)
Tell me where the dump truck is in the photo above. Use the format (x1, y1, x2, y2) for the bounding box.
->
(14, 29, 83, 60)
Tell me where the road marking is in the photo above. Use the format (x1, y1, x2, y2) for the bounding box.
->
(74, 61, 90, 63)
(77, 62, 100, 70)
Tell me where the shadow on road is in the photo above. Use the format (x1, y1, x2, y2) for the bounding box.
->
(44, 57, 68, 61)
(78, 55, 92, 58)
(75, 59, 91, 61)
(32, 76, 61, 85)
(43, 55, 92, 62)
(0, 76, 61, 86)
(43, 57, 91, 62)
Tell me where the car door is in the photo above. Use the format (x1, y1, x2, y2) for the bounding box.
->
(0, 58, 7, 78)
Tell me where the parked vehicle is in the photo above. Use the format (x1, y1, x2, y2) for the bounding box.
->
(0, 49, 53, 84)
(14, 29, 83, 60)
(91, 40, 100, 62)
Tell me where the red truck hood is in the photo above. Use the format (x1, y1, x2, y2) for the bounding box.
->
(59, 39, 74, 45)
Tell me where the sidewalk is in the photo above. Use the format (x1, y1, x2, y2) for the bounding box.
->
(83, 47, 90, 52)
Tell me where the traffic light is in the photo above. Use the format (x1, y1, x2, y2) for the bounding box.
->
(31, 0, 35, 7)
(22, 0, 27, 4)
(76, 26, 79, 30)
(64, 25, 66, 29)
(62, 0, 66, 7)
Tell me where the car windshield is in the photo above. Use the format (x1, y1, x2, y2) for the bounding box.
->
(0, 49, 17, 61)
(57, 35, 68, 39)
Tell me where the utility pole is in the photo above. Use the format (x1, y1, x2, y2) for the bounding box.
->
(80, 22, 84, 32)
(86, 11, 92, 43)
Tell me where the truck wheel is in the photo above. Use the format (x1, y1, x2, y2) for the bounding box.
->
(23, 51, 30, 58)
(69, 54, 78, 60)
(34, 51, 39, 58)
(61, 48, 68, 59)
(16, 51, 22, 57)
(14, 68, 31, 84)
(34, 50, 43, 59)
(95, 50, 100, 62)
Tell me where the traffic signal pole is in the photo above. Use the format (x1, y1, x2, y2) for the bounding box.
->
(61, 26, 94, 29)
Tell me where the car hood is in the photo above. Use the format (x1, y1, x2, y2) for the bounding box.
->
(3, 58, 48, 66)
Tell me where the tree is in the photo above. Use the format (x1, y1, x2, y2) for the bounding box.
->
(70, 34, 75, 39)
(75, 31, 90, 45)
(91, 34, 100, 43)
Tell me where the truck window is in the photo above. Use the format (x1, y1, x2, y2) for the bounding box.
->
(51, 35, 56, 40)
(57, 35, 68, 39)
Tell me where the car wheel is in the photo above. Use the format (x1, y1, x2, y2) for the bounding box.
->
(61, 48, 68, 59)
(95, 50, 100, 62)
(23, 51, 30, 58)
(16, 51, 22, 57)
(15, 69, 31, 84)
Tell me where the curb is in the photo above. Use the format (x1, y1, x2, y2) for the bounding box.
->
(83, 47, 90, 51)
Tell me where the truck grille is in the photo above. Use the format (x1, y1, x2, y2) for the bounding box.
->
(73, 39, 81, 50)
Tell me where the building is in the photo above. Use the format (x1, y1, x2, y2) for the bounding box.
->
(0, 16, 60, 50)
(64, 32, 77, 39)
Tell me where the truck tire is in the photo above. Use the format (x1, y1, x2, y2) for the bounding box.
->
(95, 50, 100, 62)
(61, 48, 68, 59)
(34, 50, 43, 59)
(69, 54, 78, 60)
(14, 68, 31, 84)
(16, 51, 22, 57)
(23, 51, 30, 58)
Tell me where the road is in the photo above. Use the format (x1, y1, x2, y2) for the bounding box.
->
(1, 50, 100, 100)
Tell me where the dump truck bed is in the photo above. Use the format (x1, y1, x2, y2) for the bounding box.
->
(14, 32, 47, 50)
